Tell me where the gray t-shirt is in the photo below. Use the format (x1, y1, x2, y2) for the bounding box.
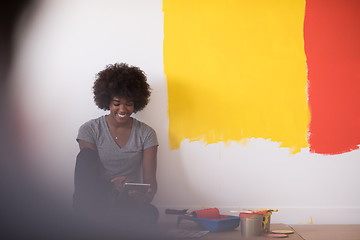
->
(76, 116, 158, 182)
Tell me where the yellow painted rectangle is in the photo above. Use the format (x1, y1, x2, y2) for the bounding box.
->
(163, 0, 310, 153)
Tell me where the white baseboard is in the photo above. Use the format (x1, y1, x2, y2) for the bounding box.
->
(156, 205, 360, 225)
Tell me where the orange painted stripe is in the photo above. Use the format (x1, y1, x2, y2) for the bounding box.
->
(305, 0, 360, 154)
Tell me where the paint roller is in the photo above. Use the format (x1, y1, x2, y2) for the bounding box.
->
(166, 207, 221, 219)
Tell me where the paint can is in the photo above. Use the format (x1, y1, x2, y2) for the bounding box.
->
(263, 211, 272, 233)
(239, 210, 270, 237)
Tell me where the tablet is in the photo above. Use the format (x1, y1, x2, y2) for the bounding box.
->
(124, 183, 150, 193)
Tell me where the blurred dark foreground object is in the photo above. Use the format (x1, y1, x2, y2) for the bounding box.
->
(0, 1, 171, 239)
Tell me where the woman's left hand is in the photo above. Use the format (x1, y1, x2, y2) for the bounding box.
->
(128, 187, 154, 203)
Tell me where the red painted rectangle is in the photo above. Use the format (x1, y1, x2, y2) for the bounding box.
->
(305, 0, 360, 154)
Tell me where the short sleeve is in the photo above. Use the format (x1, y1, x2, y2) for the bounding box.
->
(76, 121, 96, 144)
(142, 125, 158, 150)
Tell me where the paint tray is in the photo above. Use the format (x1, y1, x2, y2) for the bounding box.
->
(177, 215, 240, 232)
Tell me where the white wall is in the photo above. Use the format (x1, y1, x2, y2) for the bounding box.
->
(10, 0, 360, 224)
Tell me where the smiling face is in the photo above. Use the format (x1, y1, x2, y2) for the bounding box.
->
(108, 97, 134, 126)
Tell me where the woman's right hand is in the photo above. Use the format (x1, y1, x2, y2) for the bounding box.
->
(110, 176, 128, 193)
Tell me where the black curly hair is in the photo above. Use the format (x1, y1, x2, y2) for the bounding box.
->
(93, 63, 151, 112)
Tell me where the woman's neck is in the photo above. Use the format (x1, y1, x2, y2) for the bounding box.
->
(106, 115, 133, 130)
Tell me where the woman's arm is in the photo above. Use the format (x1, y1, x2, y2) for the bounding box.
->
(129, 145, 158, 203)
(142, 145, 158, 196)
(78, 139, 97, 151)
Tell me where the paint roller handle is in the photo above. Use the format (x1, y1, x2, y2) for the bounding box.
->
(165, 209, 189, 215)
(267, 209, 278, 212)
